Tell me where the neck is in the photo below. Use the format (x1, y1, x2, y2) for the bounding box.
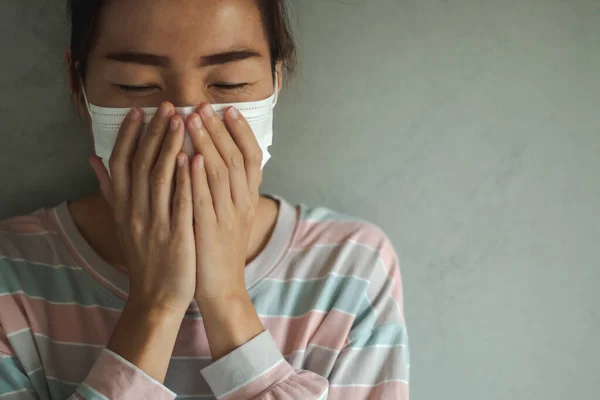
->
(68, 191, 279, 272)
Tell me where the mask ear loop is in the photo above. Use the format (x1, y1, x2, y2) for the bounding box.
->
(80, 79, 92, 116)
(272, 71, 279, 109)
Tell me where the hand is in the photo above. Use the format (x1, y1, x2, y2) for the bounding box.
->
(185, 104, 263, 304)
(90, 102, 196, 313)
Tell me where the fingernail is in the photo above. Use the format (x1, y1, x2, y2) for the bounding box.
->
(160, 102, 173, 117)
(202, 104, 215, 118)
(177, 155, 186, 167)
(195, 156, 204, 169)
(170, 117, 180, 131)
(191, 114, 203, 130)
(228, 107, 240, 120)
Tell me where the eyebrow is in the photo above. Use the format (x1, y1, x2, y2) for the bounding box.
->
(104, 49, 262, 67)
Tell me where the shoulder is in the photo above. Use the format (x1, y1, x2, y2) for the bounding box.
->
(292, 201, 401, 273)
(0, 205, 71, 293)
(0, 207, 54, 259)
(286, 200, 406, 326)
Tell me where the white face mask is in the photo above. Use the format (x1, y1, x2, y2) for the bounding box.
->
(81, 75, 279, 177)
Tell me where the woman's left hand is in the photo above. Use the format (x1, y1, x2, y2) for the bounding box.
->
(186, 103, 263, 305)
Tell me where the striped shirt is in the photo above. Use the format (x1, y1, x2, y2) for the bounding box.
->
(0, 195, 409, 399)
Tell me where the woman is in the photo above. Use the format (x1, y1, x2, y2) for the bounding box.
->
(0, 0, 409, 399)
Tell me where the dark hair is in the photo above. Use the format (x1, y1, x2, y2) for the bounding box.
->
(67, 0, 297, 98)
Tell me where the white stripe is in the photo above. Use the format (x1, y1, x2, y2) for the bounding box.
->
(26, 366, 44, 376)
(318, 388, 329, 400)
(33, 332, 105, 349)
(0, 291, 123, 311)
(103, 348, 178, 396)
(0, 256, 81, 270)
(0, 229, 57, 237)
(346, 343, 407, 350)
(46, 375, 80, 386)
(51, 209, 128, 299)
(0, 389, 36, 399)
(217, 358, 286, 398)
(329, 379, 409, 388)
(261, 271, 370, 284)
(259, 307, 355, 319)
(6, 328, 31, 338)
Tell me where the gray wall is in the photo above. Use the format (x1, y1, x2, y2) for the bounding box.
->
(1, 0, 599, 399)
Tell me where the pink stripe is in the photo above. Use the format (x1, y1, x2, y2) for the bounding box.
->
(262, 310, 353, 355)
(291, 220, 405, 322)
(173, 317, 211, 357)
(84, 349, 175, 400)
(2, 292, 357, 357)
(0, 333, 14, 355)
(46, 209, 128, 300)
(0, 215, 53, 235)
(328, 381, 409, 400)
(0, 293, 119, 344)
(292, 220, 397, 269)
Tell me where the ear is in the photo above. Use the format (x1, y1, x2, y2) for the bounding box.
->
(65, 49, 87, 118)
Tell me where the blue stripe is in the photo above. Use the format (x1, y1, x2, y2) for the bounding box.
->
(1, 258, 386, 328)
(46, 377, 78, 399)
(251, 274, 368, 317)
(77, 383, 110, 400)
(349, 322, 408, 348)
(0, 356, 34, 394)
(0, 259, 124, 309)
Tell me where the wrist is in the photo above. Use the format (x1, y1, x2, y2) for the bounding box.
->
(127, 292, 191, 320)
(198, 293, 265, 361)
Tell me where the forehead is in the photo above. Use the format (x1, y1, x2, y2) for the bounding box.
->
(94, 0, 268, 55)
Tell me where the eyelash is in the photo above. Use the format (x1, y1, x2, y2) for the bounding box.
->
(117, 83, 249, 93)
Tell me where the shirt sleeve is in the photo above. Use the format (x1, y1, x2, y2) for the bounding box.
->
(325, 232, 410, 399)
(0, 344, 176, 400)
(201, 228, 409, 400)
(201, 330, 329, 400)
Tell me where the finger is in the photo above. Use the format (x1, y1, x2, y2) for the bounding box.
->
(187, 112, 232, 218)
(171, 153, 194, 234)
(109, 108, 143, 221)
(151, 115, 185, 227)
(131, 102, 174, 220)
(190, 154, 217, 227)
(222, 106, 263, 205)
(202, 104, 251, 210)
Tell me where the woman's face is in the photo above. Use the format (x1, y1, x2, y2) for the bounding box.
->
(76, 0, 281, 110)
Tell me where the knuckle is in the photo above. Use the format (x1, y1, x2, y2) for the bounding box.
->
(108, 156, 121, 174)
(134, 157, 150, 174)
(174, 193, 190, 213)
(151, 170, 169, 188)
(228, 153, 245, 169)
(128, 214, 145, 237)
(249, 150, 264, 167)
(212, 164, 230, 183)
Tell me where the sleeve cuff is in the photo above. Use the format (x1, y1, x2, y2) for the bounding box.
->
(201, 330, 293, 399)
(78, 348, 177, 400)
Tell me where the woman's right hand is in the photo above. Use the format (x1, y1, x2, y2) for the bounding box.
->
(89, 102, 197, 314)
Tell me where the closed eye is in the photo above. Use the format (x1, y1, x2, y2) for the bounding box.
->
(117, 85, 158, 93)
(212, 83, 248, 92)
